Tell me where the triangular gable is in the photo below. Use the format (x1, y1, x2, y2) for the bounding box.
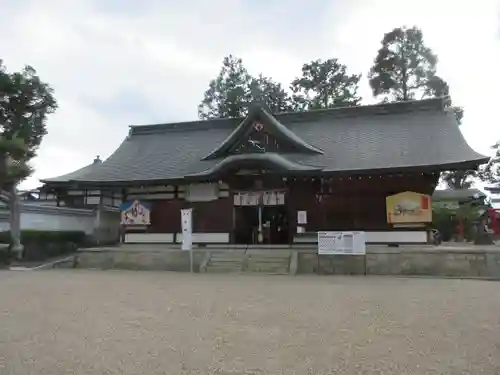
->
(202, 105, 323, 160)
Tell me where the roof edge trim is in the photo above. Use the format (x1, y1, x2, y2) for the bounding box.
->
(187, 153, 322, 178)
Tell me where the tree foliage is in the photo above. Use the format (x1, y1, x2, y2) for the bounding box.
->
(367, 26, 471, 188)
(368, 26, 445, 102)
(441, 169, 476, 189)
(0, 60, 57, 257)
(198, 55, 362, 119)
(198, 55, 296, 119)
(290, 59, 361, 110)
(198, 55, 252, 120)
(0, 61, 57, 181)
(249, 74, 294, 114)
(478, 142, 500, 185)
(433, 201, 484, 242)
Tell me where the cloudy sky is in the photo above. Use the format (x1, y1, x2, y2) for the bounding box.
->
(1, 0, 499, 190)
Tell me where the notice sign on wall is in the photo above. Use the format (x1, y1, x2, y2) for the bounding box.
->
(297, 210, 307, 225)
(317, 231, 366, 255)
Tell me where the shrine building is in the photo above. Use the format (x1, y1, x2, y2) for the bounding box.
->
(40, 98, 488, 245)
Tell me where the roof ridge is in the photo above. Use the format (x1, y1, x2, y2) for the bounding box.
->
(128, 98, 447, 136)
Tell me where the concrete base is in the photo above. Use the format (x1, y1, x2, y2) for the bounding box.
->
(68, 245, 500, 279)
(75, 249, 206, 272)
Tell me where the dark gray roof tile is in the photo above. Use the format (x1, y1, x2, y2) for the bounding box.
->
(45, 99, 489, 184)
(432, 188, 486, 200)
(41, 157, 102, 183)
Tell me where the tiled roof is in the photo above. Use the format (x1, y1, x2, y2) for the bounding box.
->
(41, 156, 102, 183)
(432, 188, 486, 201)
(43, 98, 489, 184)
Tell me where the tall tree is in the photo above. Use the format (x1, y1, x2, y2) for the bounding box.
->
(368, 26, 470, 189)
(249, 74, 294, 113)
(368, 26, 445, 101)
(198, 55, 252, 119)
(441, 169, 476, 189)
(479, 142, 500, 186)
(0, 60, 57, 259)
(290, 59, 361, 110)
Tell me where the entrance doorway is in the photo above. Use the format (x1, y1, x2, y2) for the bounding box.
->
(262, 206, 289, 244)
(233, 205, 289, 245)
(234, 206, 259, 244)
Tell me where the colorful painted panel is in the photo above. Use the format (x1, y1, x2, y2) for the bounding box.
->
(386, 191, 432, 224)
(120, 200, 152, 225)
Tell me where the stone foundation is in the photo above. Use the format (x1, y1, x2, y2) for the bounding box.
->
(71, 247, 500, 279)
(75, 249, 206, 272)
(299, 248, 500, 279)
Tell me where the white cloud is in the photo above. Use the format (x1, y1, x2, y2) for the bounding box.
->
(0, 0, 498, 190)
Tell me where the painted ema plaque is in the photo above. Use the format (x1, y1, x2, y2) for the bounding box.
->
(386, 191, 432, 224)
(317, 231, 366, 255)
(120, 200, 151, 226)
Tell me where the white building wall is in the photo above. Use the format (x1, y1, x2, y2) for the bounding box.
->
(94, 209, 120, 243)
(0, 205, 100, 236)
(17, 211, 95, 234)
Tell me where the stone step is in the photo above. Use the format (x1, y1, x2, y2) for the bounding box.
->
(245, 268, 289, 274)
(208, 259, 243, 264)
(204, 251, 246, 273)
(210, 256, 246, 262)
(246, 267, 288, 272)
(210, 257, 245, 262)
(253, 271, 290, 275)
(209, 260, 243, 265)
(247, 264, 289, 270)
(206, 267, 242, 273)
(248, 254, 289, 259)
(247, 260, 289, 265)
(207, 266, 242, 271)
(208, 261, 243, 268)
(247, 260, 289, 270)
(248, 269, 289, 274)
(247, 257, 290, 263)
(247, 259, 289, 264)
(206, 264, 243, 272)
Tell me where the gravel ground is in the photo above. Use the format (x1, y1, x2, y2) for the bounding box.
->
(0, 270, 499, 374)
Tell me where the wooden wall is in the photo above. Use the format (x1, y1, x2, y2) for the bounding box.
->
(124, 171, 439, 236)
(288, 172, 439, 232)
(149, 197, 233, 233)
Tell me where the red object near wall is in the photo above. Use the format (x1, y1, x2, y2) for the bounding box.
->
(487, 208, 500, 235)
(421, 196, 430, 210)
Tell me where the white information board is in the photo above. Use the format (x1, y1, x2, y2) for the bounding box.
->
(317, 231, 366, 255)
(181, 208, 193, 251)
(297, 210, 307, 224)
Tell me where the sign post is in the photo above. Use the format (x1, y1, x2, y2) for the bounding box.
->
(181, 208, 193, 273)
(317, 231, 367, 274)
(317, 231, 366, 255)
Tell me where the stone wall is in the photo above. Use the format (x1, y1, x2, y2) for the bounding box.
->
(76, 250, 206, 272)
(299, 249, 500, 279)
(73, 247, 500, 279)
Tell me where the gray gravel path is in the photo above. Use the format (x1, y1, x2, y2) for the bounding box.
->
(0, 270, 499, 374)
